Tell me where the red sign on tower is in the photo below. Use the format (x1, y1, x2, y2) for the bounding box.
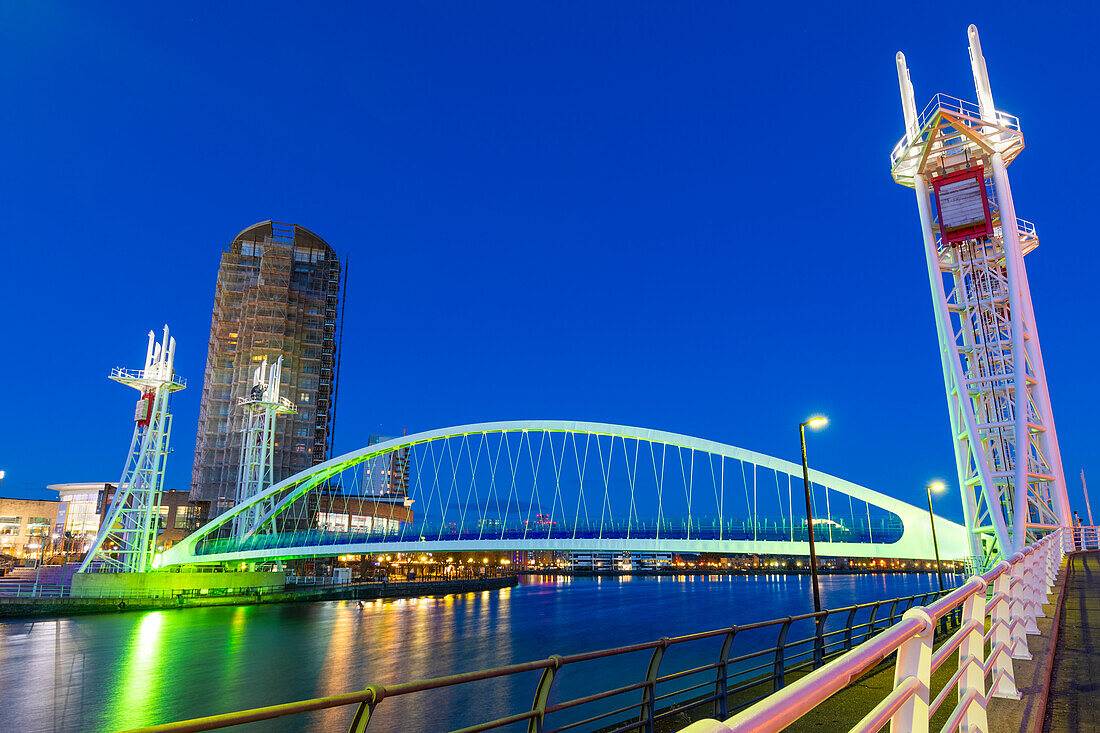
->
(932, 166, 994, 244)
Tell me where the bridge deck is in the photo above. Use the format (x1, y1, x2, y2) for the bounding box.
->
(1044, 551, 1100, 732)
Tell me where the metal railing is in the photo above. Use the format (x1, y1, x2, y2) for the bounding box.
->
(0, 581, 286, 600)
(682, 529, 1065, 733)
(1064, 525, 1100, 551)
(890, 92, 1021, 167)
(116, 579, 968, 733)
(0, 568, 511, 599)
(193, 518, 906, 556)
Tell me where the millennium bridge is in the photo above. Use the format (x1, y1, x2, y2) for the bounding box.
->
(160, 420, 970, 568)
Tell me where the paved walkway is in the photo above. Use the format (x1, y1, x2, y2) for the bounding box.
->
(1044, 551, 1100, 732)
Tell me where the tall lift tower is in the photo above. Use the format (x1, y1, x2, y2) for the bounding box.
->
(232, 356, 296, 538)
(79, 327, 186, 573)
(892, 26, 1070, 567)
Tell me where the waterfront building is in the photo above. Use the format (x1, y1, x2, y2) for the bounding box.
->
(314, 494, 413, 534)
(190, 222, 343, 512)
(364, 435, 411, 499)
(49, 483, 209, 554)
(0, 497, 59, 560)
(568, 551, 672, 571)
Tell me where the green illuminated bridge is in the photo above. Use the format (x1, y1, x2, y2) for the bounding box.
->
(161, 421, 970, 567)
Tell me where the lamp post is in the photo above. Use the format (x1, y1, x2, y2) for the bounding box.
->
(925, 482, 946, 592)
(799, 416, 828, 613)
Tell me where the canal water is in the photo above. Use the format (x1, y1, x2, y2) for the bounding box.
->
(0, 573, 956, 733)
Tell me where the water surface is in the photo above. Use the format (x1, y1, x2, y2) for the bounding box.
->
(0, 573, 955, 732)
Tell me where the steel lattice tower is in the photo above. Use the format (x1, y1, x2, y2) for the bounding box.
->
(232, 356, 296, 538)
(892, 26, 1070, 567)
(79, 327, 186, 573)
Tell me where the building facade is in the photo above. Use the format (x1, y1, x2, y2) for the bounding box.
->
(0, 497, 60, 560)
(49, 483, 210, 555)
(191, 222, 342, 510)
(364, 435, 411, 499)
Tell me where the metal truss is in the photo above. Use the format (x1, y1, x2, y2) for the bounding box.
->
(79, 327, 186, 573)
(893, 26, 1070, 568)
(160, 421, 971, 567)
(232, 356, 296, 538)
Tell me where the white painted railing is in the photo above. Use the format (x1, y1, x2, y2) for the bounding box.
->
(1065, 525, 1100, 552)
(680, 530, 1064, 733)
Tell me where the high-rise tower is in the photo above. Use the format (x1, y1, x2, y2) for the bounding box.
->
(892, 27, 1070, 567)
(191, 222, 342, 511)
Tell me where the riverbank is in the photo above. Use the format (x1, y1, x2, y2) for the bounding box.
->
(519, 568, 965, 578)
(0, 574, 518, 620)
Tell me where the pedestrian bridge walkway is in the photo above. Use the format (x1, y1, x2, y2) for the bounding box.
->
(159, 420, 972, 567)
(1043, 549, 1100, 731)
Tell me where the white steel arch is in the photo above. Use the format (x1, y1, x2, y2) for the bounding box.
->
(161, 421, 969, 567)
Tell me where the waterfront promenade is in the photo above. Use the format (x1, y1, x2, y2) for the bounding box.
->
(1043, 551, 1100, 731)
(0, 572, 517, 619)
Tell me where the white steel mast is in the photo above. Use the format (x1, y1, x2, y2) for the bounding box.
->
(891, 26, 1070, 568)
(233, 356, 296, 538)
(79, 326, 186, 573)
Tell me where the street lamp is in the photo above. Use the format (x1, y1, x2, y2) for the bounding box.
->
(799, 415, 828, 613)
(0, 470, 5, 491)
(925, 482, 946, 592)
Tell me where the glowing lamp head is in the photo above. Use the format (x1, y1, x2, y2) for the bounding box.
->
(928, 482, 946, 494)
(805, 416, 828, 429)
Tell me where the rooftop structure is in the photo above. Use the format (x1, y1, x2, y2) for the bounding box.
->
(190, 221, 343, 511)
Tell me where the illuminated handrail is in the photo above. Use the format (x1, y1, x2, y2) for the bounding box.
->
(682, 530, 1065, 733)
(1064, 525, 1100, 552)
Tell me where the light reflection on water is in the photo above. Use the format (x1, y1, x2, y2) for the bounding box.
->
(0, 573, 955, 733)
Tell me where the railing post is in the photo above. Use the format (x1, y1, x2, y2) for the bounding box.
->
(988, 562, 1020, 699)
(843, 606, 859, 652)
(864, 604, 880, 643)
(1023, 551, 1042, 631)
(773, 618, 794, 691)
(346, 686, 383, 733)
(714, 628, 737, 719)
(1007, 554, 1032, 660)
(813, 611, 828, 668)
(1047, 533, 1057, 584)
(890, 608, 934, 733)
(957, 578, 989, 731)
(640, 640, 668, 733)
(527, 656, 562, 733)
(1029, 550, 1047, 619)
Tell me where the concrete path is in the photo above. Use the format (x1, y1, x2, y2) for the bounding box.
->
(1044, 551, 1100, 732)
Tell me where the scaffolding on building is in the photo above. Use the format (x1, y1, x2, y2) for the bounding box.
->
(190, 221, 342, 511)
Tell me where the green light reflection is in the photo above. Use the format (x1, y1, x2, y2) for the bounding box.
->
(100, 611, 168, 731)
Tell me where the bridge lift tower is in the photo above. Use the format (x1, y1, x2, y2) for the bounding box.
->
(892, 26, 1070, 568)
(79, 327, 186, 573)
(232, 356, 296, 539)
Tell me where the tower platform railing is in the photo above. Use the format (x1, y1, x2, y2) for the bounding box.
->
(890, 92, 1020, 169)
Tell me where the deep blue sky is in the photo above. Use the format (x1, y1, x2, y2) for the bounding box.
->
(1, 3, 1096, 523)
